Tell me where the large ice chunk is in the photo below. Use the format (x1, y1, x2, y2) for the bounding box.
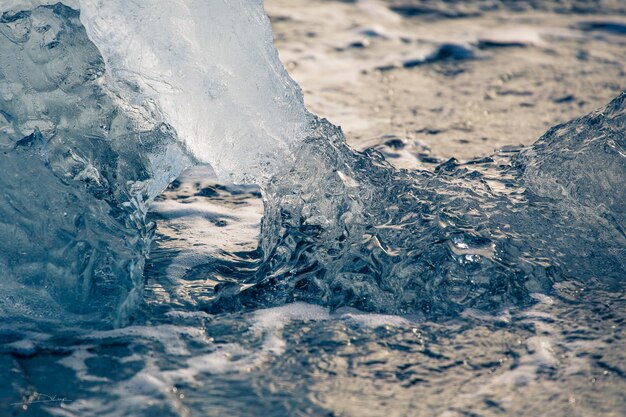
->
(0, 4, 191, 323)
(0, 0, 311, 324)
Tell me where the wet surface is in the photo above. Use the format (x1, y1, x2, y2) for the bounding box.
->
(267, 0, 625, 166)
(1, 1, 625, 416)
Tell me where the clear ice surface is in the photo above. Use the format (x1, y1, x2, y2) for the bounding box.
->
(78, 0, 309, 183)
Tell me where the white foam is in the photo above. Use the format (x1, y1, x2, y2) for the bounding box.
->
(251, 303, 413, 355)
(87, 325, 210, 356)
(252, 303, 330, 355)
(252, 302, 330, 331)
(252, 302, 414, 332)
(58, 346, 110, 382)
(6, 339, 36, 356)
(339, 312, 410, 328)
(162, 344, 254, 383)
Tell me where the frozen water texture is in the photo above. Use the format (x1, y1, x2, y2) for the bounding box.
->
(0, 2, 625, 416)
(0, 0, 308, 324)
(209, 103, 625, 316)
(4, 0, 308, 183)
(0, 4, 191, 323)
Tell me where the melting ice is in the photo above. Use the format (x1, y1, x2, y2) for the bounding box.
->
(0, 0, 624, 324)
(0, 2, 625, 415)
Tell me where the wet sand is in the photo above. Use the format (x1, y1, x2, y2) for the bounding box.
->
(266, 0, 625, 168)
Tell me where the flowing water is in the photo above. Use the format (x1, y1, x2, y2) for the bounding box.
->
(0, 2, 625, 416)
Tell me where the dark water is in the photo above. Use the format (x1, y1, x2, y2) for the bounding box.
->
(0, 3, 625, 417)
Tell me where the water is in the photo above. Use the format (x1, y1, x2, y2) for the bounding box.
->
(0, 2, 625, 416)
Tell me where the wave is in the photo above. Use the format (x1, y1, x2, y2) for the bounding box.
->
(209, 99, 625, 316)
